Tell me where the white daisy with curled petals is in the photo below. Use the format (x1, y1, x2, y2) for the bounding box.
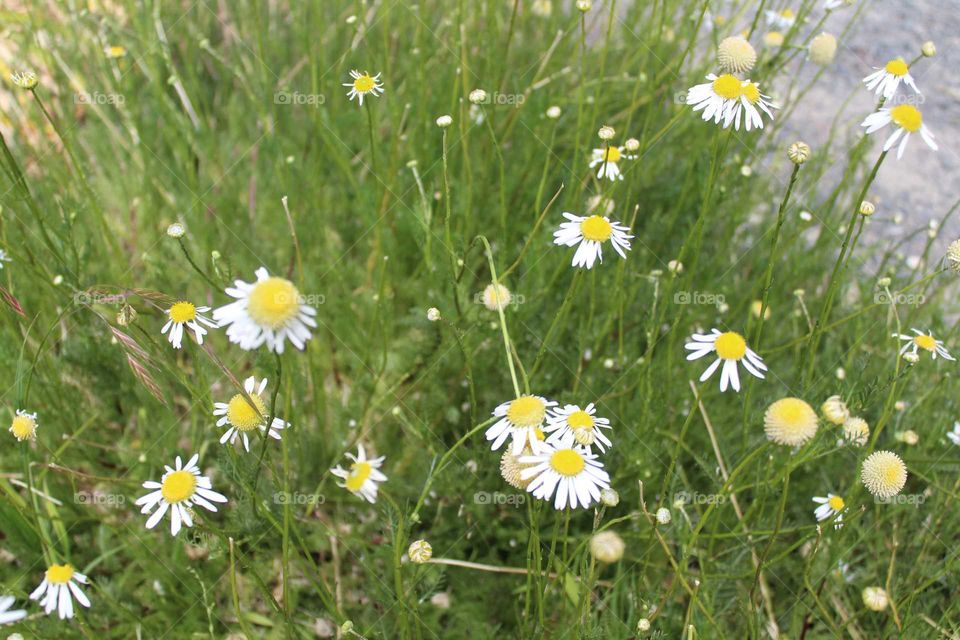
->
(0, 595, 26, 625)
(486, 395, 557, 455)
(213, 267, 317, 354)
(553, 212, 633, 269)
(863, 58, 920, 99)
(686, 73, 744, 126)
(213, 376, 289, 452)
(725, 80, 777, 131)
(29, 564, 90, 620)
(685, 329, 767, 392)
(331, 444, 387, 503)
(588, 145, 636, 181)
(545, 403, 613, 453)
(135, 454, 228, 536)
(893, 328, 954, 361)
(343, 70, 383, 106)
(812, 493, 845, 528)
(861, 105, 936, 160)
(519, 435, 610, 509)
(162, 301, 217, 349)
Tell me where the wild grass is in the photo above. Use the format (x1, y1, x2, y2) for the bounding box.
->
(1, 0, 958, 638)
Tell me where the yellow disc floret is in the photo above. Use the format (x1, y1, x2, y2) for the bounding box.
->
(353, 74, 376, 92)
(507, 396, 547, 428)
(346, 462, 372, 492)
(161, 470, 197, 504)
(247, 277, 301, 329)
(602, 146, 622, 163)
(913, 334, 936, 351)
(714, 332, 747, 360)
(884, 58, 908, 77)
(549, 449, 586, 476)
(828, 495, 845, 511)
(46, 564, 75, 585)
(742, 82, 761, 104)
(764, 397, 819, 446)
(10, 414, 37, 440)
(890, 105, 922, 133)
(580, 215, 613, 242)
(226, 393, 267, 431)
(712, 74, 743, 100)
(169, 301, 197, 323)
(567, 410, 595, 431)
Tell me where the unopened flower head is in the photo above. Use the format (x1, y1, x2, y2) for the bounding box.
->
(482, 283, 512, 311)
(945, 239, 960, 273)
(11, 71, 38, 89)
(546, 105, 562, 119)
(598, 125, 615, 141)
(408, 540, 432, 564)
(764, 398, 819, 446)
(717, 36, 757, 74)
(821, 395, 849, 425)
(896, 429, 919, 445)
(637, 618, 651, 632)
(788, 141, 811, 164)
(921, 41, 936, 57)
(859, 201, 876, 216)
(764, 31, 784, 47)
(600, 487, 620, 507)
(624, 137, 640, 152)
(468, 89, 487, 104)
(589, 531, 625, 563)
(426, 307, 441, 322)
(166, 222, 186, 238)
(861, 450, 907, 498)
(500, 446, 537, 490)
(655, 507, 672, 524)
(436, 114, 453, 128)
(576, 0, 592, 13)
(809, 33, 838, 65)
(862, 586, 889, 611)
(843, 416, 869, 446)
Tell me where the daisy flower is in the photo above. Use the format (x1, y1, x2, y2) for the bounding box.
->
(487, 395, 556, 455)
(519, 436, 610, 509)
(213, 376, 289, 452)
(552, 212, 633, 269)
(588, 145, 636, 181)
(545, 403, 613, 452)
(861, 450, 907, 499)
(343, 70, 383, 106)
(0, 596, 26, 625)
(765, 8, 796, 29)
(9, 409, 38, 441)
(863, 58, 920, 99)
(947, 421, 960, 446)
(764, 398, 819, 446)
(812, 493, 845, 528)
(724, 80, 777, 131)
(135, 454, 228, 536)
(842, 416, 870, 446)
(820, 395, 850, 425)
(213, 267, 317, 354)
(331, 444, 387, 503)
(686, 73, 743, 126)
(685, 329, 767, 392)
(161, 301, 217, 349)
(29, 564, 90, 619)
(862, 105, 936, 159)
(893, 328, 954, 360)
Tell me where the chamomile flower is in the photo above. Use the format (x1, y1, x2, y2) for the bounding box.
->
(161, 301, 216, 349)
(685, 329, 767, 392)
(893, 328, 954, 360)
(812, 493, 845, 528)
(519, 435, 610, 509)
(764, 398, 819, 446)
(947, 421, 960, 446)
(821, 395, 850, 425)
(486, 395, 556, 455)
(29, 564, 91, 619)
(765, 8, 796, 29)
(135, 454, 228, 536)
(863, 58, 920, 99)
(9, 410, 38, 441)
(843, 416, 870, 446)
(552, 212, 633, 269)
(343, 70, 383, 105)
(861, 450, 907, 498)
(862, 105, 937, 159)
(686, 73, 743, 126)
(213, 376, 289, 452)
(0, 596, 26, 625)
(588, 145, 636, 181)
(862, 586, 889, 611)
(545, 403, 613, 452)
(213, 267, 317, 354)
(724, 80, 777, 131)
(331, 444, 387, 503)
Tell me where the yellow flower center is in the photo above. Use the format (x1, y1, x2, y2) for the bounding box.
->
(580, 215, 613, 242)
(913, 334, 936, 351)
(506, 396, 547, 428)
(890, 104, 922, 133)
(884, 59, 908, 77)
(780, 8, 794, 18)
(161, 470, 197, 504)
(247, 277, 301, 329)
(10, 415, 36, 439)
(828, 495, 845, 511)
(353, 74, 376, 92)
(46, 564, 75, 584)
(346, 461, 372, 492)
(226, 393, 267, 431)
(602, 146, 622, 163)
(742, 82, 761, 104)
(567, 410, 595, 431)
(533, 427, 546, 441)
(714, 332, 747, 360)
(770, 398, 811, 425)
(712, 74, 743, 100)
(169, 301, 197, 323)
(549, 449, 585, 477)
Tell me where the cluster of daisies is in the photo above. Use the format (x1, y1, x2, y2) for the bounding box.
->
(860, 51, 938, 159)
